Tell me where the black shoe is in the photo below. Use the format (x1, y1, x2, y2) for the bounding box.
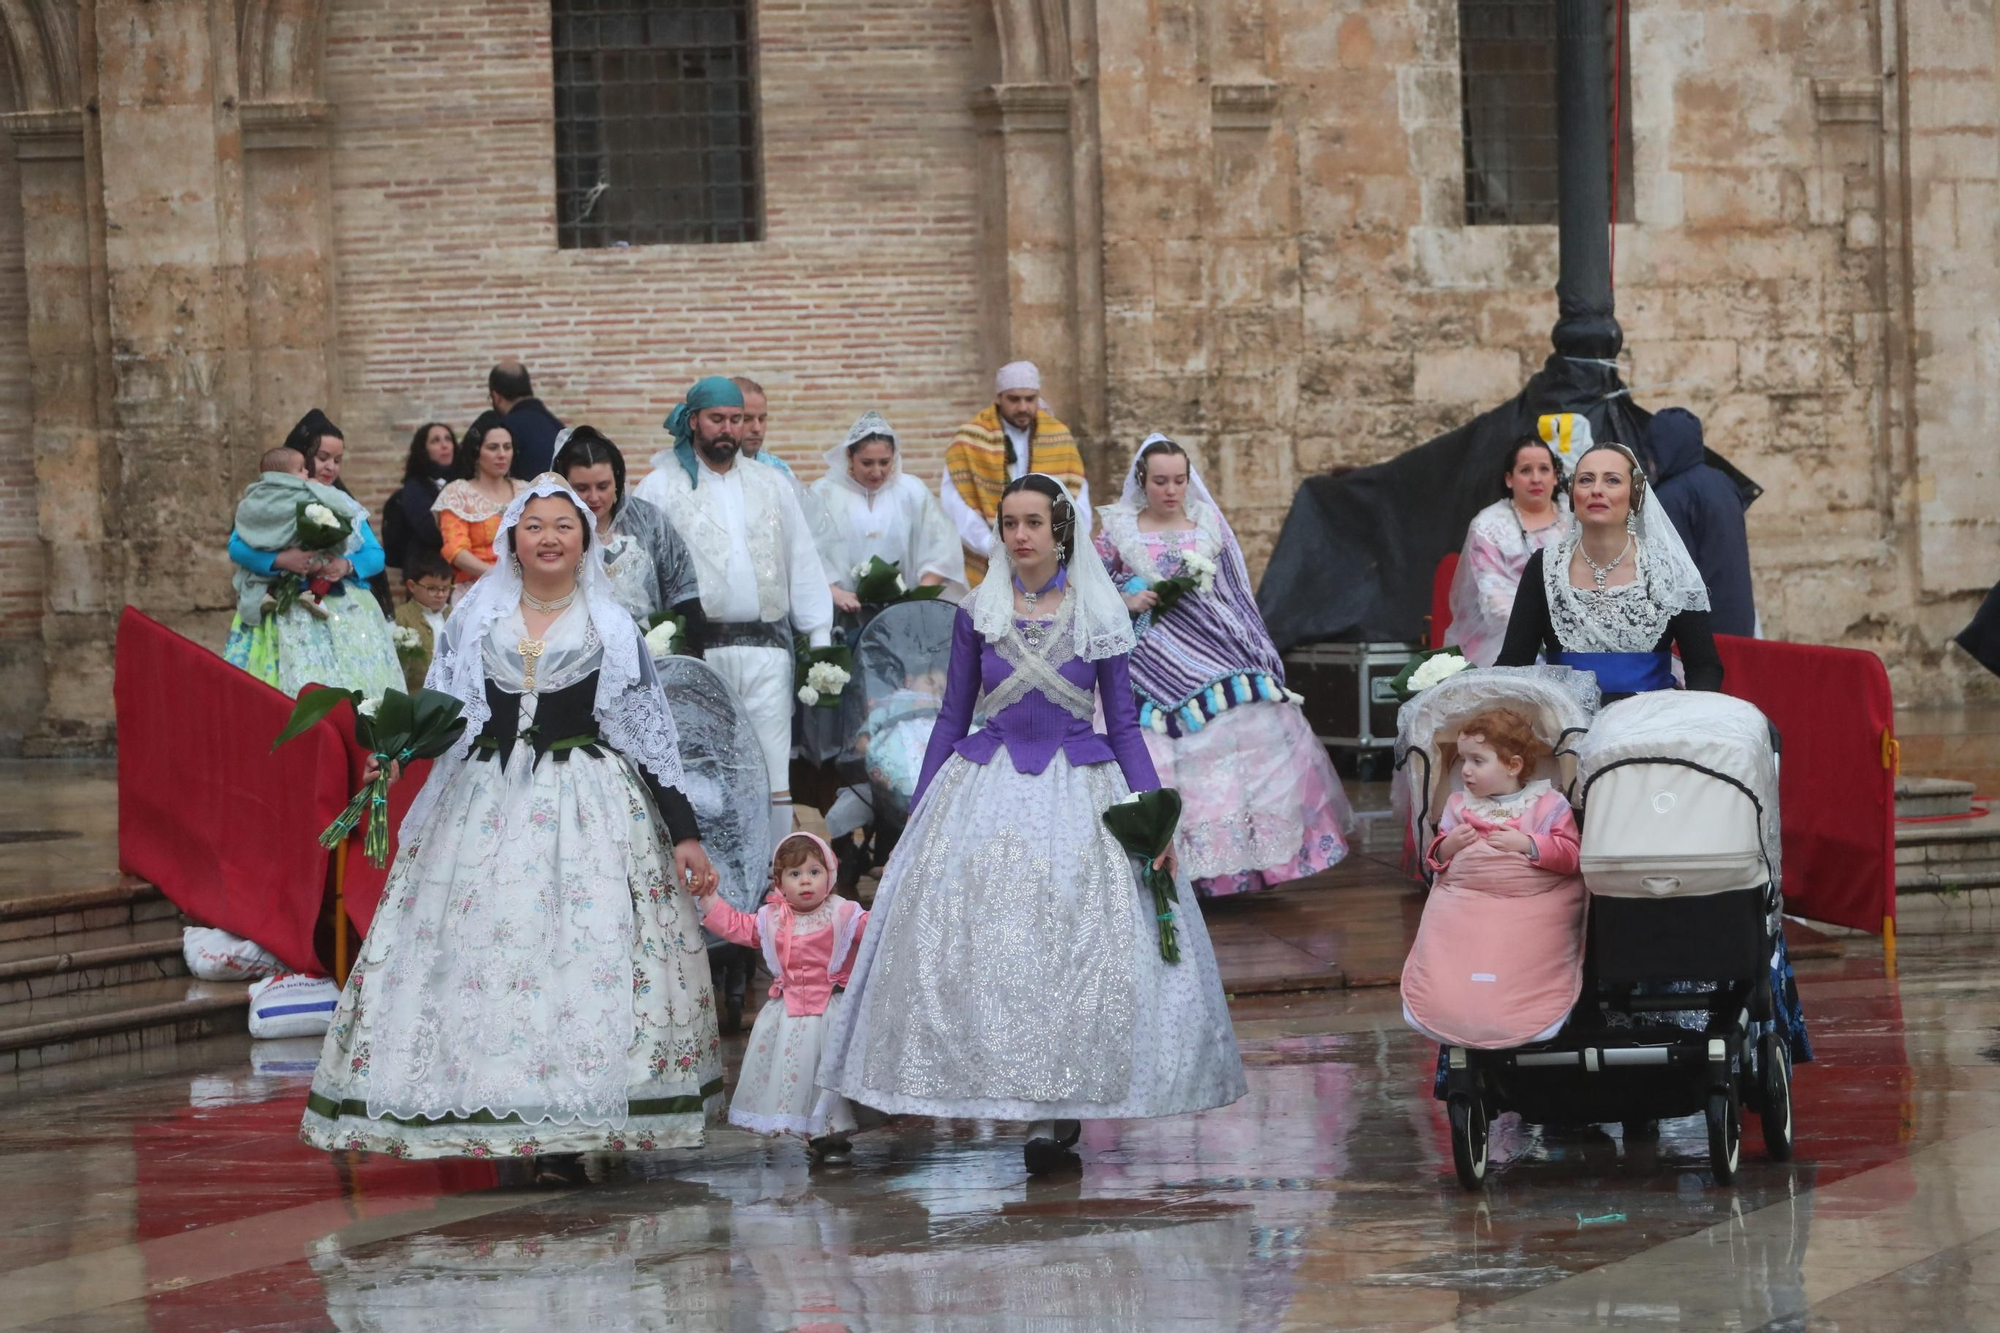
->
(809, 1134, 853, 1165)
(834, 833, 868, 895)
(1024, 1136, 1079, 1176)
(1053, 1119, 1081, 1148)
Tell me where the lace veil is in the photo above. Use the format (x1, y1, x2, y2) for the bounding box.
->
(1102, 432, 1249, 588)
(968, 473, 1135, 662)
(1542, 444, 1710, 653)
(400, 473, 685, 842)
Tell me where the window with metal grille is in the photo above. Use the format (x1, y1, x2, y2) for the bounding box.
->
(552, 0, 763, 248)
(1459, 0, 1634, 226)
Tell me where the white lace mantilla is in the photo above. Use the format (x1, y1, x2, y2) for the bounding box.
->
(1542, 517, 1709, 654)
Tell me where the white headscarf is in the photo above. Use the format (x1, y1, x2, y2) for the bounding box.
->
(994, 360, 1041, 396)
(1542, 443, 1711, 653)
(1102, 432, 1243, 589)
(969, 473, 1134, 662)
(819, 411, 901, 491)
(1116, 432, 1217, 512)
(400, 473, 686, 841)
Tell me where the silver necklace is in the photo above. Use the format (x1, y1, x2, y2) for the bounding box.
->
(522, 586, 577, 614)
(1577, 537, 1633, 591)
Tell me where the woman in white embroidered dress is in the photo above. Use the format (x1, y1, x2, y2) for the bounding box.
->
(1094, 435, 1354, 898)
(1443, 435, 1573, 666)
(810, 411, 968, 614)
(301, 476, 725, 1174)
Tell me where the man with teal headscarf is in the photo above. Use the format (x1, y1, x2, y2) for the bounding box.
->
(636, 377, 833, 932)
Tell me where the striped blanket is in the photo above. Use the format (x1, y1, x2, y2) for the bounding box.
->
(944, 405, 1085, 585)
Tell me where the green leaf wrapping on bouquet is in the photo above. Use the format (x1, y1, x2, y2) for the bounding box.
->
(280, 686, 468, 869)
(852, 556, 905, 606)
(1149, 575, 1200, 617)
(1101, 787, 1185, 964)
(271, 685, 361, 750)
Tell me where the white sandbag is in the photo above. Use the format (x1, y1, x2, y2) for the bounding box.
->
(182, 926, 285, 982)
(247, 973, 340, 1040)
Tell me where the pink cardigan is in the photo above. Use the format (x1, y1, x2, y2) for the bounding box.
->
(703, 896, 867, 1018)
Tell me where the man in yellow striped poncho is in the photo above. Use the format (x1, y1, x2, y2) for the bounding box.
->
(940, 360, 1092, 586)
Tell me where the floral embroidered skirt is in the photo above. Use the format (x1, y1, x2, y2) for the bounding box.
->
(819, 752, 1247, 1121)
(300, 746, 723, 1159)
(727, 995, 859, 1138)
(1142, 699, 1354, 898)
(222, 592, 403, 700)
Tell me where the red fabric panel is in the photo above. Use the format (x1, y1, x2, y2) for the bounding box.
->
(114, 609, 349, 974)
(1716, 634, 1896, 933)
(1429, 553, 1459, 650)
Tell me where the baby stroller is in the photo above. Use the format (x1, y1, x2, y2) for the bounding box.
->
(1400, 680, 1794, 1189)
(829, 598, 959, 887)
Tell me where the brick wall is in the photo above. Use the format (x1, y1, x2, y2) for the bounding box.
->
(324, 0, 990, 525)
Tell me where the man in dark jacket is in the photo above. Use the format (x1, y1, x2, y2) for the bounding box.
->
(1647, 406, 1757, 637)
(488, 360, 566, 479)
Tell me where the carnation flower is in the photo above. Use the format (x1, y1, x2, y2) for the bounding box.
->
(643, 619, 679, 656)
(1111, 792, 1144, 807)
(1407, 652, 1472, 693)
(303, 502, 338, 528)
(356, 695, 383, 719)
(391, 626, 421, 651)
(796, 685, 820, 707)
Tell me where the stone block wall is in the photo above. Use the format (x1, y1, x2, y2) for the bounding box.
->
(1091, 0, 2000, 704)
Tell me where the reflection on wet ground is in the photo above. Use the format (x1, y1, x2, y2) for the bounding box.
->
(1, 925, 1996, 1331)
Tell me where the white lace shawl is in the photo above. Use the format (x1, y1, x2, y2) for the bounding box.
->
(400, 474, 686, 843)
(968, 473, 1135, 662)
(1541, 502, 1710, 654)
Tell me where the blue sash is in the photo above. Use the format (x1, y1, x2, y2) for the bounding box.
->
(1549, 650, 1674, 696)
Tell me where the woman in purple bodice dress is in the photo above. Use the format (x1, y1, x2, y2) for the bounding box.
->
(819, 474, 1246, 1175)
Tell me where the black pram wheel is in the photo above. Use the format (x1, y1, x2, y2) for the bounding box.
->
(1758, 1031, 1795, 1162)
(1706, 1085, 1742, 1186)
(1448, 1094, 1488, 1190)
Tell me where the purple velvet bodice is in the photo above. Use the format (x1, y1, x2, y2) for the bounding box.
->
(911, 606, 1161, 809)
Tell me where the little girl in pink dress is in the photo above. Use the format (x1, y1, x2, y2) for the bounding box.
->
(1401, 708, 1585, 1049)
(700, 832, 869, 1160)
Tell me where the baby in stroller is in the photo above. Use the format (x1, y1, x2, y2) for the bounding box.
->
(1403, 707, 1586, 1050)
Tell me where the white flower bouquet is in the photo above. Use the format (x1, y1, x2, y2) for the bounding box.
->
(793, 643, 855, 709)
(265, 498, 354, 621)
(390, 625, 424, 658)
(851, 555, 944, 607)
(643, 612, 684, 660)
(1150, 550, 1219, 617)
(1389, 647, 1471, 701)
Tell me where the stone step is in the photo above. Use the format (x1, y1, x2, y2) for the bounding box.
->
(1895, 776, 1978, 818)
(0, 879, 258, 1073)
(1895, 806, 2000, 894)
(0, 936, 188, 1006)
(0, 880, 181, 966)
(0, 979, 250, 1072)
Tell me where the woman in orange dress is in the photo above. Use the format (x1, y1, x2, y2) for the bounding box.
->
(434, 412, 525, 584)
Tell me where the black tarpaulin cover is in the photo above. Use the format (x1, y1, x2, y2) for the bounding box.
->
(1256, 354, 1758, 651)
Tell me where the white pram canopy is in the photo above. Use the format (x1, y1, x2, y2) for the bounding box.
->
(1394, 665, 1601, 862)
(1574, 691, 1782, 896)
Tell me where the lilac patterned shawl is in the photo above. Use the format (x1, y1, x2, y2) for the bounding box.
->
(1093, 498, 1286, 711)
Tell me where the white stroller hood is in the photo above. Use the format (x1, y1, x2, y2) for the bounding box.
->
(1574, 691, 1782, 899)
(1394, 665, 1600, 862)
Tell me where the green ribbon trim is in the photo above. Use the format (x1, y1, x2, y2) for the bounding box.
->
(303, 1078, 724, 1128)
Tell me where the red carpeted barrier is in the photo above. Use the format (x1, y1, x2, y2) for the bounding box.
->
(1428, 553, 1459, 650)
(1717, 634, 1896, 936)
(114, 609, 350, 975)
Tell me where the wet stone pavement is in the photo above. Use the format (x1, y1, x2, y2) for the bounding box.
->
(0, 920, 1993, 1331)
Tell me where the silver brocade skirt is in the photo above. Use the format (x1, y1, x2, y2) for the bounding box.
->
(818, 751, 1247, 1121)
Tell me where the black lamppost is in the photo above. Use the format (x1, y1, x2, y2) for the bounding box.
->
(1551, 0, 1623, 362)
